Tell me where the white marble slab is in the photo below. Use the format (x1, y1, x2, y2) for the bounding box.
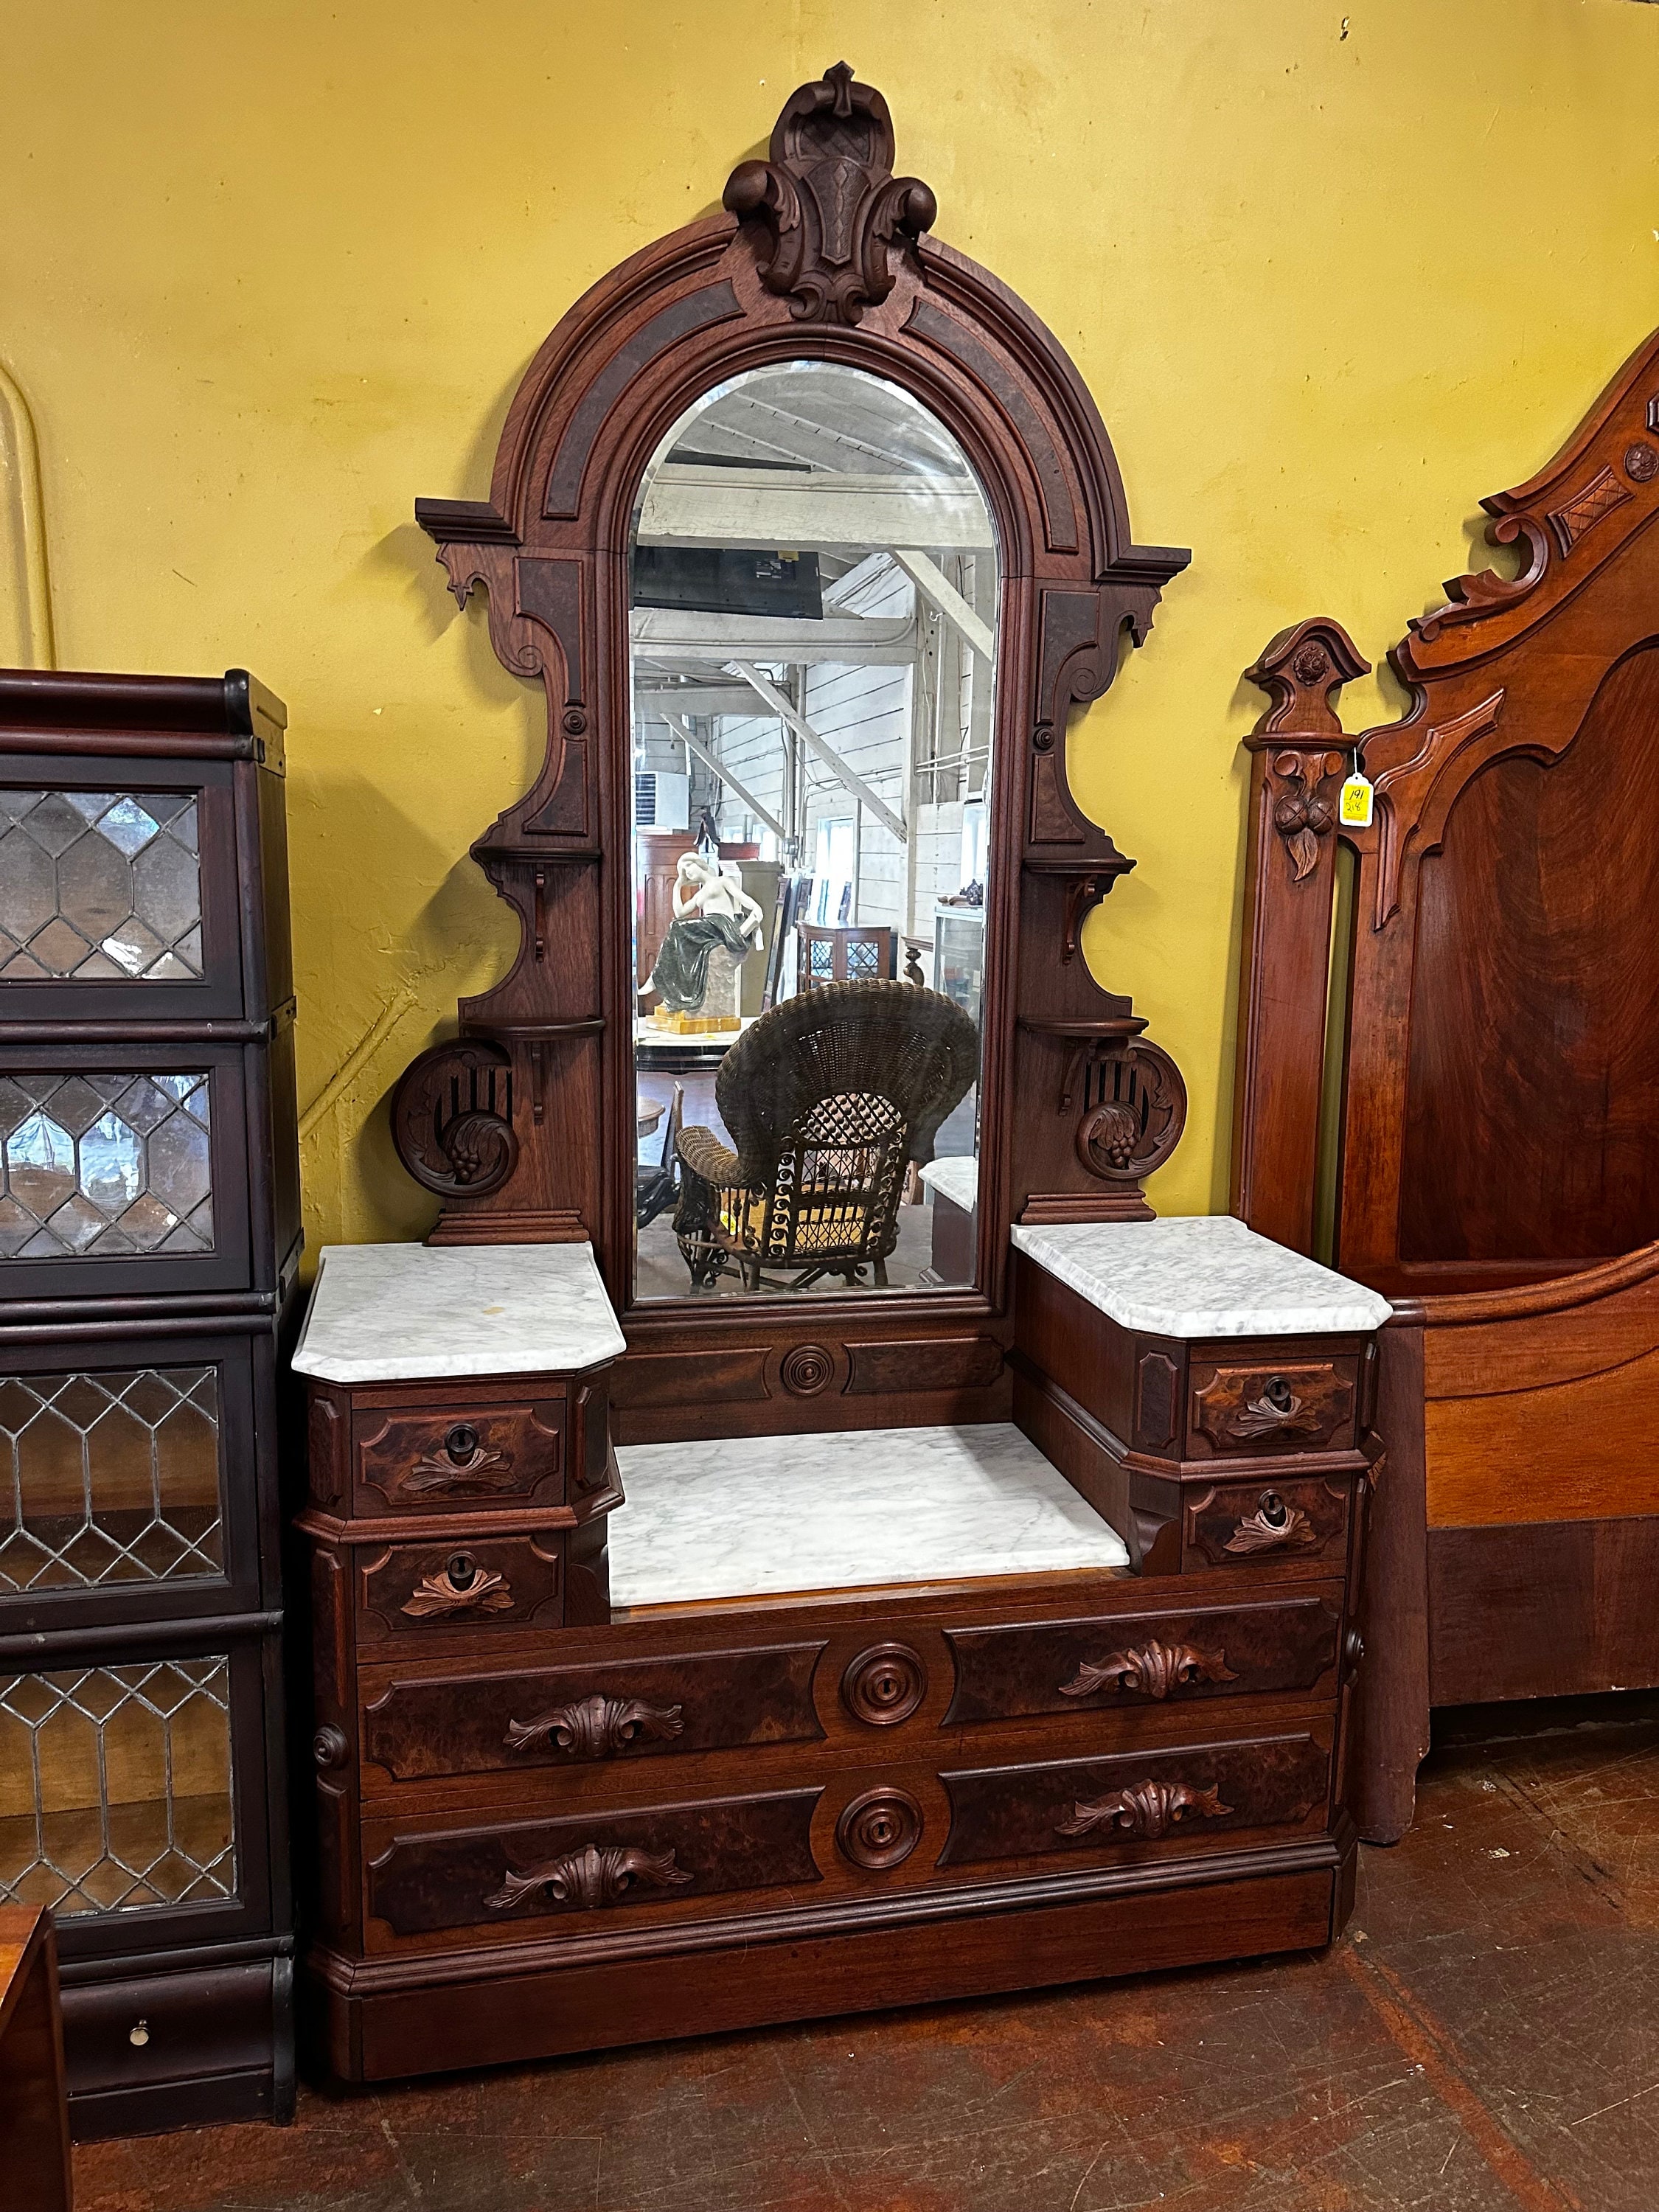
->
(610, 1422, 1128, 1606)
(919, 1154, 978, 1214)
(1011, 1214, 1392, 1338)
(292, 1241, 627, 1383)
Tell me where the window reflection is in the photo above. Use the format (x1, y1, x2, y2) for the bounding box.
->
(630, 364, 995, 1300)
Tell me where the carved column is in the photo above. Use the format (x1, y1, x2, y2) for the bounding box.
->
(1231, 619, 1368, 1253)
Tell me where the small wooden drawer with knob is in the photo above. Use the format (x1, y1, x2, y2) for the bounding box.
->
(355, 1534, 566, 1643)
(351, 1395, 566, 1514)
(1186, 1358, 1357, 1459)
(1182, 1476, 1351, 1571)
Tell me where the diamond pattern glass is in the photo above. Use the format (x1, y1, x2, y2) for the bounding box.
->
(0, 1367, 223, 1591)
(0, 788, 203, 979)
(0, 1073, 213, 1257)
(0, 1658, 236, 1914)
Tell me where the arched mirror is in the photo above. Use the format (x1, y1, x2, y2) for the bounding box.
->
(629, 362, 998, 1300)
(398, 62, 1189, 1439)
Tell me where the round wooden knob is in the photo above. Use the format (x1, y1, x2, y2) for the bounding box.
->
(836, 1787, 922, 1870)
(312, 1726, 349, 1771)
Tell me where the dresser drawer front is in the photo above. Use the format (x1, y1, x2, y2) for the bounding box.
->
(367, 1787, 821, 1938)
(1188, 1359, 1355, 1458)
(361, 1643, 827, 1783)
(356, 1536, 562, 1641)
(940, 1727, 1332, 1868)
(1183, 1478, 1349, 1569)
(353, 1399, 564, 1512)
(942, 1595, 1341, 1725)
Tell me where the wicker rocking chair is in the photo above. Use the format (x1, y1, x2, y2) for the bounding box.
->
(673, 980, 978, 1292)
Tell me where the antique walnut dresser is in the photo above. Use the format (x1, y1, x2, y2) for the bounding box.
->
(292, 66, 1392, 2084)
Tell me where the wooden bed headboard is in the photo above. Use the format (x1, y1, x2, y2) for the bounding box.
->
(1234, 320, 1659, 1790)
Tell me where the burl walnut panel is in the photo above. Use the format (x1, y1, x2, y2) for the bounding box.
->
(942, 1595, 1342, 1725)
(939, 1728, 1332, 1867)
(367, 1788, 823, 1938)
(361, 1644, 827, 1783)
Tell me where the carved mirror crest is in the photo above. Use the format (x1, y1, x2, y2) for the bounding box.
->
(392, 64, 1189, 1406)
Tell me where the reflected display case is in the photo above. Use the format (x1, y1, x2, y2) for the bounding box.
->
(0, 670, 299, 2139)
(933, 903, 985, 1030)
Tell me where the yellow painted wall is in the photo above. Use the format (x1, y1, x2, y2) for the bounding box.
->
(4, 0, 1658, 1256)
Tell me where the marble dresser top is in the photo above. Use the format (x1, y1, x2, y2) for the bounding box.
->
(609, 1422, 1128, 1607)
(919, 1155, 978, 1214)
(292, 1241, 627, 1383)
(1010, 1215, 1394, 1339)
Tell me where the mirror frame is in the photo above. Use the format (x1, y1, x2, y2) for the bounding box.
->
(394, 63, 1192, 1441)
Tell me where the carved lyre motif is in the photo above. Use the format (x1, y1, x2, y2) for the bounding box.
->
(389, 1038, 518, 1199)
(1059, 1641, 1237, 1702)
(400, 1558, 515, 1618)
(723, 61, 936, 327)
(505, 1694, 685, 1759)
(1057, 1778, 1231, 1842)
(1223, 1496, 1317, 1555)
(484, 1843, 692, 1913)
(1073, 1040, 1187, 1186)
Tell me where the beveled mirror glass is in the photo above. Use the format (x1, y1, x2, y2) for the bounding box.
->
(629, 362, 998, 1300)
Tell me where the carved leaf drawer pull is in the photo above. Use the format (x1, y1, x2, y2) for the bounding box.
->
(400, 1444, 512, 1495)
(400, 1552, 515, 1618)
(1059, 1641, 1237, 1701)
(484, 1843, 692, 1913)
(1224, 1491, 1317, 1556)
(1057, 1778, 1232, 1843)
(1227, 1374, 1321, 1442)
(505, 1694, 685, 1759)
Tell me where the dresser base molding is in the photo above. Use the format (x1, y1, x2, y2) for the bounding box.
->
(306, 1840, 1350, 2081)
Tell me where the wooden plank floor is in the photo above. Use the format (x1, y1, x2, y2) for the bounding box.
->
(77, 1694, 1659, 2211)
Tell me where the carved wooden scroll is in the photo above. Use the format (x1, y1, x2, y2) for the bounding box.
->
(1057, 1778, 1231, 1841)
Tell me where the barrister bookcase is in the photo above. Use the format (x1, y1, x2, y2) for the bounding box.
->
(0, 668, 299, 2138)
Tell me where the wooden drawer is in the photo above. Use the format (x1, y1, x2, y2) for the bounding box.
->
(942, 1593, 1341, 1724)
(360, 1643, 827, 1785)
(1183, 1476, 1350, 1570)
(60, 1958, 280, 2105)
(939, 1722, 1332, 1870)
(1186, 1357, 1356, 1458)
(355, 1534, 563, 1644)
(352, 1397, 565, 1513)
(366, 1787, 822, 1939)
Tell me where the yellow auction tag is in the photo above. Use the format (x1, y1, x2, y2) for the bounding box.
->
(1339, 773, 1374, 828)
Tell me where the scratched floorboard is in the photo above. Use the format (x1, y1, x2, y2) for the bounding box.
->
(76, 1697, 1659, 2212)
